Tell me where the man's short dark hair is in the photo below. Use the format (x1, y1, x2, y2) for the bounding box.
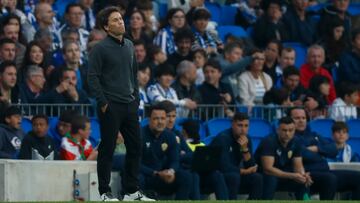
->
(332, 121, 348, 133)
(224, 42, 243, 55)
(147, 45, 162, 60)
(98, 6, 122, 31)
(2, 106, 21, 123)
(0, 60, 16, 74)
(155, 63, 175, 78)
(71, 115, 90, 134)
(149, 103, 166, 115)
(32, 114, 49, 124)
(286, 107, 308, 121)
(192, 8, 211, 21)
(278, 117, 294, 125)
(59, 109, 80, 123)
(136, 0, 153, 10)
(337, 82, 358, 99)
(204, 59, 222, 72)
(283, 66, 300, 78)
(159, 100, 176, 114)
(232, 112, 249, 122)
(174, 28, 194, 43)
(0, 38, 15, 48)
(65, 3, 83, 14)
(138, 62, 150, 72)
(133, 39, 146, 47)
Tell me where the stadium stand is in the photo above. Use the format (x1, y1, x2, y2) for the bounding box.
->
(20, 118, 32, 133)
(217, 25, 248, 42)
(309, 119, 336, 139)
(220, 6, 237, 25)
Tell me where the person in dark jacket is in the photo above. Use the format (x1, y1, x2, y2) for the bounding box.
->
(289, 107, 360, 200)
(19, 114, 57, 160)
(139, 104, 192, 200)
(0, 60, 21, 104)
(0, 106, 25, 159)
(211, 113, 263, 200)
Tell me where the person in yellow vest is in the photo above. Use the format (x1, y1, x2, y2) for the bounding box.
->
(180, 119, 204, 152)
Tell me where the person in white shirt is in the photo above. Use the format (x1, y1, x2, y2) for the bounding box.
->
(329, 83, 358, 121)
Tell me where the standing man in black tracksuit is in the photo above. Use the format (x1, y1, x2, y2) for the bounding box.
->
(88, 6, 154, 201)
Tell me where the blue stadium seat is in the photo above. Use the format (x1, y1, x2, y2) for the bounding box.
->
(202, 134, 217, 145)
(347, 119, 360, 138)
(140, 118, 149, 127)
(220, 5, 237, 25)
(348, 3, 360, 16)
(49, 117, 58, 130)
(21, 118, 32, 133)
(205, 118, 231, 137)
(282, 42, 307, 69)
(348, 138, 360, 155)
(306, 3, 327, 12)
(217, 25, 248, 42)
(90, 118, 101, 147)
(205, 2, 221, 24)
(309, 119, 335, 138)
(246, 26, 254, 38)
(249, 119, 273, 138)
(158, 3, 168, 20)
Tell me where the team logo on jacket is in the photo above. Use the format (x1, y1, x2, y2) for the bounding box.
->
(161, 143, 168, 151)
(11, 137, 22, 150)
(176, 136, 180, 144)
(276, 149, 282, 156)
(146, 142, 150, 148)
(288, 150, 293, 159)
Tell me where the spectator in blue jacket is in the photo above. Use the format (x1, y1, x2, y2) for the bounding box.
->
(139, 104, 192, 200)
(211, 112, 263, 200)
(328, 121, 359, 163)
(338, 28, 360, 85)
(289, 107, 360, 200)
(0, 106, 25, 158)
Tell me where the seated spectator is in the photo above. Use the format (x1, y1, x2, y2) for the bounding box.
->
(124, 10, 153, 45)
(318, 17, 348, 71)
(252, 0, 288, 48)
(276, 66, 308, 106)
(254, 117, 312, 200)
(235, 0, 263, 28)
(153, 8, 187, 55)
(134, 40, 149, 64)
(192, 48, 207, 85)
(198, 59, 235, 118)
(0, 106, 25, 159)
(328, 121, 359, 163)
(171, 60, 201, 112)
(318, 0, 351, 42)
(79, 0, 96, 32)
(0, 38, 16, 63)
(191, 8, 223, 56)
(20, 65, 47, 103)
(18, 114, 57, 160)
(272, 47, 296, 87)
(48, 68, 90, 104)
(305, 75, 331, 119)
(147, 63, 194, 118)
(147, 45, 167, 75)
(138, 63, 151, 119)
(329, 83, 358, 121)
(211, 113, 263, 200)
(167, 28, 194, 69)
(139, 104, 193, 199)
(0, 61, 21, 104)
(300, 45, 336, 103)
(60, 115, 97, 160)
(282, 0, 316, 46)
(135, 0, 159, 37)
(263, 40, 281, 83)
(238, 49, 273, 106)
(49, 109, 79, 149)
(263, 88, 292, 120)
(338, 28, 360, 87)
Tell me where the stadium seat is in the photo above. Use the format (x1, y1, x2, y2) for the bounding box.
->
(140, 118, 149, 127)
(205, 2, 221, 24)
(282, 42, 307, 69)
(205, 118, 231, 137)
(21, 118, 32, 133)
(246, 26, 254, 38)
(202, 134, 217, 145)
(158, 3, 168, 20)
(220, 5, 237, 25)
(347, 119, 360, 138)
(348, 3, 360, 16)
(49, 117, 58, 130)
(309, 119, 335, 138)
(217, 25, 248, 42)
(306, 3, 327, 12)
(174, 118, 206, 140)
(249, 119, 273, 138)
(90, 118, 101, 147)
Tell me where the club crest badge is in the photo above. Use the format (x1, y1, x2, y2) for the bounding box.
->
(161, 143, 168, 151)
(176, 136, 180, 144)
(288, 150, 293, 159)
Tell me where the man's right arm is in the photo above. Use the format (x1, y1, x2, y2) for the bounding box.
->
(261, 156, 295, 179)
(87, 45, 108, 108)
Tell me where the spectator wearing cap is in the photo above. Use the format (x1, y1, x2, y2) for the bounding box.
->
(282, 0, 316, 46)
(147, 63, 196, 118)
(0, 106, 25, 158)
(191, 8, 223, 56)
(167, 28, 194, 69)
(253, 0, 288, 48)
(198, 59, 235, 119)
(299, 45, 336, 103)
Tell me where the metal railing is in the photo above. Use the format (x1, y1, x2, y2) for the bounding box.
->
(13, 103, 94, 117)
